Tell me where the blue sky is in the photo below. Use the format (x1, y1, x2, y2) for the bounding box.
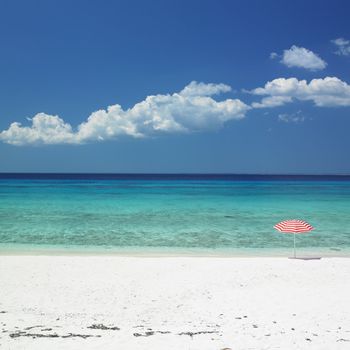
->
(0, 0, 350, 173)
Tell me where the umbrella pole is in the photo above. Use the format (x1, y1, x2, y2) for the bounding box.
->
(293, 233, 296, 258)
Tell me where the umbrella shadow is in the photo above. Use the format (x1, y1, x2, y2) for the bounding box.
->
(288, 257, 322, 260)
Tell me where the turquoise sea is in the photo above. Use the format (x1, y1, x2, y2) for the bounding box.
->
(0, 174, 350, 256)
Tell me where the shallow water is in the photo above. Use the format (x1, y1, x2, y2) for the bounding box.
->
(0, 174, 349, 255)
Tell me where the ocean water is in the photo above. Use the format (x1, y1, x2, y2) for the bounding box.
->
(0, 174, 350, 256)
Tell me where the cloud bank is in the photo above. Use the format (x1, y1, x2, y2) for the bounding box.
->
(2, 77, 350, 146)
(251, 76, 350, 108)
(0, 81, 249, 145)
(278, 45, 327, 70)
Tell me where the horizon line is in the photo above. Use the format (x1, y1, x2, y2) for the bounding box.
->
(1, 172, 350, 176)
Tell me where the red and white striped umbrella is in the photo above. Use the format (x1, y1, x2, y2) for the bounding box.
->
(274, 219, 314, 258)
(274, 219, 314, 234)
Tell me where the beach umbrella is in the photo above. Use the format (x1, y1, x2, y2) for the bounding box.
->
(274, 219, 314, 258)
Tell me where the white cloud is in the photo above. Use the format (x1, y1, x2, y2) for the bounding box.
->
(280, 45, 327, 70)
(0, 113, 78, 146)
(278, 111, 305, 123)
(332, 38, 350, 56)
(269, 52, 278, 59)
(3, 77, 350, 146)
(0, 81, 250, 146)
(179, 81, 231, 96)
(252, 96, 293, 109)
(250, 76, 350, 108)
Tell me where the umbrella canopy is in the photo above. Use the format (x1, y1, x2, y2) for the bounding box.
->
(274, 219, 314, 234)
(274, 219, 314, 258)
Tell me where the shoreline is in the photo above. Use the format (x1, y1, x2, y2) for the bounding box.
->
(0, 244, 348, 258)
(1, 252, 349, 258)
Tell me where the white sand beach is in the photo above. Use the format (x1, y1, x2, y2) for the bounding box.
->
(1, 255, 350, 350)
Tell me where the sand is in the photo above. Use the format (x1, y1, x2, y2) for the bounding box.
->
(0, 255, 350, 349)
